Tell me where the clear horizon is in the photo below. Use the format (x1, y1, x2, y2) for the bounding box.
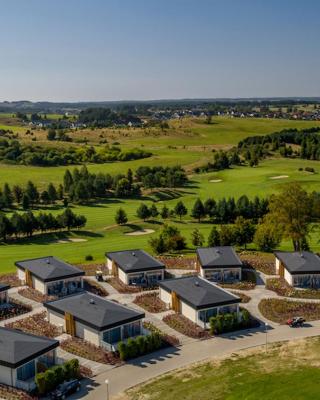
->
(1, 0, 319, 102)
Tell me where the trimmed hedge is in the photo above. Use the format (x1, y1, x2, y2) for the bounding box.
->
(209, 309, 252, 335)
(35, 359, 80, 395)
(118, 333, 163, 361)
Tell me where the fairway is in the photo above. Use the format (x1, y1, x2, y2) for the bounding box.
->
(2, 117, 320, 274)
(127, 337, 320, 400)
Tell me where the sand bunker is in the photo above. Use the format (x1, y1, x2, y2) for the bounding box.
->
(56, 238, 88, 244)
(269, 175, 289, 180)
(209, 179, 223, 183)
(125, 229, 155, 236)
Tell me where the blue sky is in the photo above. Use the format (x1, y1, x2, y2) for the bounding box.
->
(0, 0, 319, 101)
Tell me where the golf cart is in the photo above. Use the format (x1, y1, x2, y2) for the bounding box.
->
(286, 316, 306, 327)
(95, 270, 104, 282)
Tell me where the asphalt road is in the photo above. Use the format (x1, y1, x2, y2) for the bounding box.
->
(69, 320, 320, 399)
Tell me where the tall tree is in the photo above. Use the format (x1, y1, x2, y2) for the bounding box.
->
(136, 204, 151, 221)
(115, 208, 128, 225)
(191, 199, 205, 222)
(191, 228, 204, 247)
(208, 226, 221, 247)
(174, 201, 188, 220)
(268, 183, 311, 251)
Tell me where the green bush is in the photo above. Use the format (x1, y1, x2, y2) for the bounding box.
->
(44, 369, 56, 392)
(136, 335, 147, 355)
(126, 338, 138, 359)
(118, 341, 128, 361)
(210, 312, 248, 335)
(35, 373, 46, 395)
(52, 365, 65, 386)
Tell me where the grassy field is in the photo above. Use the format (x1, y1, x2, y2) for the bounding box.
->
(126, 337, 320, 400)
(2, 117, 320, 274)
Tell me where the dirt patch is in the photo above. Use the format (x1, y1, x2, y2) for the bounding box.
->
(269, 175, 289, 180)
(125, 229, 155, 236)
(209, 179, 222, 183)
(55, 238, 88, 244)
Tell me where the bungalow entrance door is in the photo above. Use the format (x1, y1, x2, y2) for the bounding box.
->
(171, 291, 180, 312)
(279, 263, 285, 278)
(112, 261, 119, 278)
(25, 269, 33, 288)
(65, 312, 76, 336)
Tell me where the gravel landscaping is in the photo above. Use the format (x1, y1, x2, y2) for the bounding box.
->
(0, 273, 22, 287)
(60, 337, 120, 365)
(106, 277, 141, 293)
(259, 298, 320, 324)
(133, 292, 167, 313)
(76, 263, 108, 276)
(229, 291, 251, 303)
(6, 311, 60, 338)
(240, 251, 276, 275)
(156, 256, 196, 270)
(18, 287, 57, 303)
(83, 278, 108, 296)
(0, 298, 32, 321)
(266, 278, 320, 299)
(163, 313, 210, 339)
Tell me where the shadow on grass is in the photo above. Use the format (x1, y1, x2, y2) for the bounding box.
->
(0, 230, 103, 246)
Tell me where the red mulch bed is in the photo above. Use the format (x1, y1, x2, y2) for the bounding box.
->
(6, 311, 60, 338)
(76, 263, 108, 276)
(266, 278, 320, 299)
(18, 288, 57, 303)
(0, 298, 32, 321)
(83, 279, 108, 297)
(163, 313, 210, 339)
(240, 251, 276, 275)
(106, 277, 141, 293)
(143, 321, 180, 347)
(60, 337, 120, 365)
(134, 292, 167, 313)
(220, 270, 256, 290)
(259, 298, 320, 324)
(0, 384, 36, 400)
(156, 256, 196, 270)
(0, 273, 22, 287)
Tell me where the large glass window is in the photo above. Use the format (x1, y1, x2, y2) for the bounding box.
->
(17, 360, 36, 381)
(123, 321, 141, 339)
(223, 269, 240, 282)
(128, 274, 145, 285)
(103, 327, 121, 344)
(38, 350, 55, 369)
(219, 305, 237, 314)
(199, 308, 218, 322)
(205, 270, 222, 282)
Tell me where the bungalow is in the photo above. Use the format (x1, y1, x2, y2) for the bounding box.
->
(44, 291, 145, 351)
(106, 249, 165, 286)
(15, 256, 85, 296)
(196, 246, 243, 282)
(0, 327, 59, 392)
(0, 284, 9, 306)
(159, 276, 240, 328)
(275, 251, 320, 288)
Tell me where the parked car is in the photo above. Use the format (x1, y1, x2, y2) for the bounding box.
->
(51, 379, 81, 399)
(286, 316, 306, 327)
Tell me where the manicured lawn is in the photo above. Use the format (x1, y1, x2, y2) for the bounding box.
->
(128, 337, 320, 400)
(2, 117, 320, 274)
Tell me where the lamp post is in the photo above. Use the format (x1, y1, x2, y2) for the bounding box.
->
(105, 379, 109, 400)
(265, 322, 268, 353)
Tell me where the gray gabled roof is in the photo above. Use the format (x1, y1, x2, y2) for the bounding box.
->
(159, 276, 240, 310)
(275, 251, 320, 274)
(106, 249, 165, 273)
(15, 256, 85, 283)
(44, 291, 145, 331)
(0, 283, 10, 293)
(196, 246, 243, 268)
(0, 327, 59, 368)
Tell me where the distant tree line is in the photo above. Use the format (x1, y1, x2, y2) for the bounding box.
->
(0, 139, 151, 166)
(78, 107, 142, 127)
(0, 208, 86, 242)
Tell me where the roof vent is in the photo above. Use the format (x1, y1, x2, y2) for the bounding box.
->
(132, 252, 136, 256)
(300, 253, 304, 258)
(195, 281, 200, 286)
(216, 249, 221, 254)
(89, 299, 95, 305)
(46, 258, 50, 264)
